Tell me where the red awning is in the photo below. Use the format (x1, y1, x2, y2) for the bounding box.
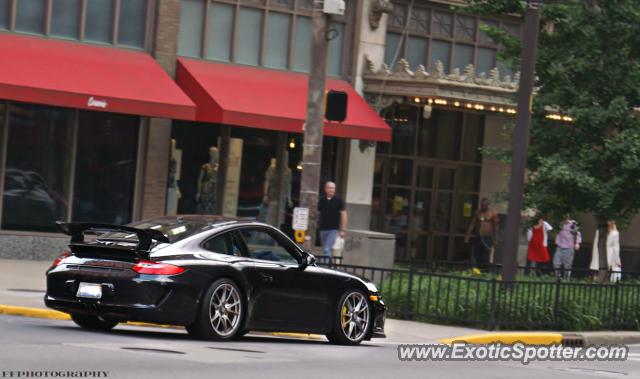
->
(0, 34, 196, 120)
(176, 58, 391, 142)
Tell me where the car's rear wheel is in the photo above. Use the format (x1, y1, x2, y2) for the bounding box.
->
(326, 289, 371, 345)
(70, 313, 119, 331)
(186, 278, 244, 341)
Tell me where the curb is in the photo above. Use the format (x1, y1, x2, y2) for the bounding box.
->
(440, 332, 640, 346)
(0, 304, 323, 340)
(439, 332, 564, 345)
(0, 304, 71, 321)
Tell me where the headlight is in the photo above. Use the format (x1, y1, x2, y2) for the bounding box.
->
(364, 282, 378, 293)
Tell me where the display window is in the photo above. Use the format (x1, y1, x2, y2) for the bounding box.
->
(0, 102, 140, 232)
(170, 122, 339, 235)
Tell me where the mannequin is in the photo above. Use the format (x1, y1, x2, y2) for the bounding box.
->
(196, 146, 219, 214)
(166, 139, 182, 215)
(260, 153, 293, 226)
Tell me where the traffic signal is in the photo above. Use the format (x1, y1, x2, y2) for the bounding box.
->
(325, 90, 348, 122)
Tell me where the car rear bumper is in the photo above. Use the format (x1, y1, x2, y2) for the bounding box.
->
(44, 292, 196, 325)
(45, 263, 202, 325)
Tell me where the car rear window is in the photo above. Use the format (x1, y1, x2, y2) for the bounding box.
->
(99, 220, 206, 244)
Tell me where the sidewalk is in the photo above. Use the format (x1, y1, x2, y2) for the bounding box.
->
(1, 259, 639, 345)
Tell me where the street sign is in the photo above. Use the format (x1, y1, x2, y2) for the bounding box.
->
(294, 230, 306, 243)
(292, 207, 309, 231)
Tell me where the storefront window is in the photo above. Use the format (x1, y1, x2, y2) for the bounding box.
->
(171, 121, 222, 215)
(418, 109, 462, 160)
(15, 0, 46, 35)
(383, 104, 417, 156)
(232, 128, 278, 221)
(374, 103, 485, 261)
(0, 102, 140, 233)
(2, 103, 74, 232)
(462, 113, 485, 162)
(72, 112, 139, 224)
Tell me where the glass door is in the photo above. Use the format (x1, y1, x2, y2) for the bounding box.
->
(408, 164, 458, 261)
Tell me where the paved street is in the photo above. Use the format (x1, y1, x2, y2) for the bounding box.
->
(1, 314, 640, 379)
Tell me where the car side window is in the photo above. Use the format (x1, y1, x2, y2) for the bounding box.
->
(236, 228, 299, 264)
(202, 234, 235, 256)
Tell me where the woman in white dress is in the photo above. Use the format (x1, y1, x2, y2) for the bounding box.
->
(590, 221, 622, 282)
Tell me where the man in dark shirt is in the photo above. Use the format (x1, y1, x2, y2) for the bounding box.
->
(317, 181, 347, 257)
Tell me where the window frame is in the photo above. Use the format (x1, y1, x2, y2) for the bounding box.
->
(178, 0, 354, 77)
(372, 107, 486, 262)
(385, 1, 522, 74)
(1, 0, 153, 50)
(231, 225, 302, 265)
(201, 232, 236, 256)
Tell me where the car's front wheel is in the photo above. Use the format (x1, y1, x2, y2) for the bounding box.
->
(70, 313, 119, 331)
(326, 289, 371, 345)
(187, 278, 244, 341)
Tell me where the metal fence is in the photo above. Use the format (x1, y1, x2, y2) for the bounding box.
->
(316, 260, 640, 331)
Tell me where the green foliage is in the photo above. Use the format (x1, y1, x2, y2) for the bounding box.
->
(378, 271, 640, 331)
(463, 0, 640, 226)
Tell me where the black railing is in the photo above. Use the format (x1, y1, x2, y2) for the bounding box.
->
(393, 259, 640, 281)
(316, 261, 640, 331)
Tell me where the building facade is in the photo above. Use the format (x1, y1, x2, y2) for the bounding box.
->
(0, 0, 637, 268)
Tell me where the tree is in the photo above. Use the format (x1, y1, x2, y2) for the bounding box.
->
(464, 0, 640, 281)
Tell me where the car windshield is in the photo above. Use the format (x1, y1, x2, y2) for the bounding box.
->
(97, 219, 207, 244)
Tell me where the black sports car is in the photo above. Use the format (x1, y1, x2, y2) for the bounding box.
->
(45, 216, 386, 345)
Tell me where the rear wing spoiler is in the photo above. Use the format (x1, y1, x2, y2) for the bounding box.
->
(56, 221, 170, 253)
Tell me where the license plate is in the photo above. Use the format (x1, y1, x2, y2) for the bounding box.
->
(76, 282, 102, 299)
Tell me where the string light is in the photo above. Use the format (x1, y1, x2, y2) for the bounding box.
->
(289, 139, 296, 149)
(408, 97, 518, 116)
(546, 113, 573, 122)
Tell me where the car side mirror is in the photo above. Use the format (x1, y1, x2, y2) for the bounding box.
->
(299, 251, 316, 270)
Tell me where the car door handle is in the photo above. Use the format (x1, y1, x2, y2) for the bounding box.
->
(259, 272, 274, 283)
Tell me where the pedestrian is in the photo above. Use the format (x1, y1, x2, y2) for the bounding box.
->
(317, 181, 347, 259)
(553, 215, 582, 279)
(590, 220, 622, 282)
(526, 215, 553, 275)
(464, 198, 499, 269)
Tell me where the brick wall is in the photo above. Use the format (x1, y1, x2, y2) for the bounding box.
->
(153, 0, 181, 76)
(139, 0, 182, 220)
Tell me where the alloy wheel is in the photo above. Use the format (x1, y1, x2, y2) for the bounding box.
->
(340, 291, 370, 342)
(208, 283, 242, 337)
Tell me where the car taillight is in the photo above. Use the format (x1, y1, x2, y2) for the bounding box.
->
(132, 260, 185, 275)
(50, 250, 71, 269)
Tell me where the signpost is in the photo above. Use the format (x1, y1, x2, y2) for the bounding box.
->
(292, 207, 309, 244)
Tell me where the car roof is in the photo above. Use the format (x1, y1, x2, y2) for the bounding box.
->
(134, 214, 250, 226)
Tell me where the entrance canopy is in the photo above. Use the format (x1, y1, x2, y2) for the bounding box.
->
(176, 58, 391, 142)
(0, 34, 196, 120)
